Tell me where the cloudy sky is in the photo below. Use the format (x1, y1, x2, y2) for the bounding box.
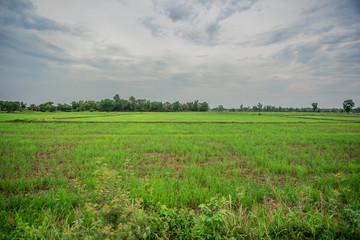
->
(1, 0, 359, 108)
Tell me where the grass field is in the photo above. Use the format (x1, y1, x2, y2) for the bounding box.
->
(1, 112, 359, 239)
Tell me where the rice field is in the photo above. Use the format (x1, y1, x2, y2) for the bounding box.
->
(1, 112, 359, 239)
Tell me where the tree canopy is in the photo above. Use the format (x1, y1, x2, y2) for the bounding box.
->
(343, 99, 355, 113)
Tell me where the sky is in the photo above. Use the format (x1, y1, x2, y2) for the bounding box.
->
(0, 0, 359, 108)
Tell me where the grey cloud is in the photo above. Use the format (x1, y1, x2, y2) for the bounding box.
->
(175, 27, 217, 45)
(139, 16, 166, 37)
(151, 0, 258, 44)
(244, 24, 333, 47)
(216, 0, 258, 21)
(0, 28, 71, 64)
(205, 22, 220, 38)
(0, 0, 83, 34)
(273, 43, 320, 64)
(302, 1, 360, 28)
(153, 0, 196, 22)
(0, 0, 34, 12)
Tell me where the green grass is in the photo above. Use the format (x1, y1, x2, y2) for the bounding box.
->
(1, 112, 359, 239)
(2, 111, 360, 123)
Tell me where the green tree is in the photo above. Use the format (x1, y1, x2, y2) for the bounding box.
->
(216, 105, 224, 112)
(113, 94, 122, 111)
(172, 101, 181, 112)
(99, 99, 115, 112)
(57, 103, 72, 112)
(129, 96, 136, 112)
(180, 103, 189, 111)
(71, 101, 79, 111)
(39, 102, 54, 112)
(163, 102, 172, 112)
(192, 100, 199, 111)
(2, 101, 20, 112)
(84, 101, 98, 111)
(29, 104, 39, 111)
(311, 102, 318, 112)
(136, 99, 150, 112)
(343, 99, 355, 113)
(150, 101, 163, 112)
(19, 102, 26, 111)
(239, 104, 244, 112)
(199, 102, 209, 112)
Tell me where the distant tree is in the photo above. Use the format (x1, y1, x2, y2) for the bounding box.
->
(29, 104, 39, 111)
(187, 102, 194, 111)
(57, 103, 72, 112)
(343, 99, 355, 113)
(84, 101, 98, 111)
(257, 103, 263, 112)
(129, 96, 136, 112)
(46, 103, 56, 112)
(180, 103, 189, 111)
(216, 105, 224, 112)
(78, 100, 85, 111)
(163, 102, 172, 112)
(150, 101, 163, 112)
(136, 99, 150, 112)
(119, 99, 130, 111)
(113, 94, 121, 111)
(39, 102, 54, 112)
(2, 101, 20, 112)
(311, 102, 318, 112)
(71, 101, 80, 111)
(239, 104, 244, 112)
(192, 100, 199, 111)
(172, 101, 181, 112)
(199, 102, 209, 112)
(20, 102, 26, 111)
(99, 99, 115, 112)
(113, 94, 121, 102)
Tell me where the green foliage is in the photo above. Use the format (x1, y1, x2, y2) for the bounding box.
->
(79, 163, 150, 239)
(39, 102, 55, 112)
(57, 103, 72, 112)
(99, 99, 115, 112)
(312, 102, 318, 112)
(195, 197, 231, 239)
(1, 101, 20, 112)
(199, 102, 209, 112)
(343, 99, 355, 113)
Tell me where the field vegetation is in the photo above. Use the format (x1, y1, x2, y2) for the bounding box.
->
(1, 112, 359, 239)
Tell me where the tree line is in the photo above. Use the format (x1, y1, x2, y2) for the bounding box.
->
(0, 96, 357, 113)
(0, 94, 209, 113)
(213, 100, 357, 113)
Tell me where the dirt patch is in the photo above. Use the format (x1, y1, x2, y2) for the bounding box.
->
(24, 143, 75, 180)
(262, 197, 282, 211)
(137, 152, 185, 179)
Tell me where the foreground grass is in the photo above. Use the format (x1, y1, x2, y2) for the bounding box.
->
(0, 112, 359, 239)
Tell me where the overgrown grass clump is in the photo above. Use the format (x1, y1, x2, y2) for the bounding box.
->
(2, 162, 358, 239)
